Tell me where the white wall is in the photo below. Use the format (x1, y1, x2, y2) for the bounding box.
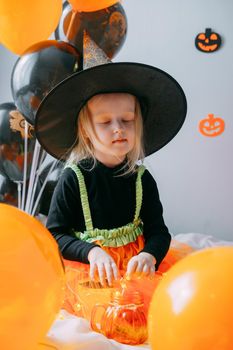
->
(0, 0, 233, 240)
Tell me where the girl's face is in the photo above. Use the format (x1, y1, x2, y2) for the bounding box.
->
(87, 93, 136, 167)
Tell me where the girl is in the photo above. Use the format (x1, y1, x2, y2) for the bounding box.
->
(46, 92, 171, 286)
(35, 34, 187, 316)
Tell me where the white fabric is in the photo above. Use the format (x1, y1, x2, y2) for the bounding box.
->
(44, 233, 233, 350)
(173, 232, 233, 250)
(46, 310, 149, 350)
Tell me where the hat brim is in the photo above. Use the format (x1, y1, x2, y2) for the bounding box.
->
(35, 62, 187, 160)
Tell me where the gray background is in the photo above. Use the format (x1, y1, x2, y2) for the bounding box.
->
(0, 0, 232, 240)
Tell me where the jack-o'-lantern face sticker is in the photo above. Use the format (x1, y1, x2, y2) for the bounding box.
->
(195, 28, 221, 53)
(199, 114, 225, 137)
(9, 110, 34, 139)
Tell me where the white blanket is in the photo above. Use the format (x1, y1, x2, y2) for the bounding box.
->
(46, 310, 150, 350)
(45, 233, 233, 350)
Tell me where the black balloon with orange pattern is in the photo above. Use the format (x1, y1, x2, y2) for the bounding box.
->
(0, 102, 35, 181)
(55, 1, 127, 59)
(0, 173, 18, 206)
(11, 40, 82, 125)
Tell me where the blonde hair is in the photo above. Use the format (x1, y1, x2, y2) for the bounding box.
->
(67, 94, 145, 175)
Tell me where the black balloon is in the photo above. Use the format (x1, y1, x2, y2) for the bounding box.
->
(0, 102, 35, 182)
(0, 173, 18, 206)
(55, 2, 127, 59)
(37, 160, 63, 216)
(11, 40, 82, 125)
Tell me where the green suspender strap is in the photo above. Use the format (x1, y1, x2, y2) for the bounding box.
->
(66, 163, 146, 247)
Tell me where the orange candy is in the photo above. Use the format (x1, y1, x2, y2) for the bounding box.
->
(0, 204, 64, 350)
(148, 247, 233, 350)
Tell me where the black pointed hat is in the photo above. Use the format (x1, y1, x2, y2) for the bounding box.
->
(35, 33, 187, 160)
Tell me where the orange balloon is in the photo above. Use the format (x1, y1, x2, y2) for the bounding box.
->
(0, 204, 64, 350)
(68, 0, 119, 12)
(37, 342, 58, 350)
(0, 0, 62, 55)
(148, 247, 233, 350)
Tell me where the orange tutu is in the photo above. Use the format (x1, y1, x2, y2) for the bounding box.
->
(158, 239, 195, 273)
(62, 237, 195, 320)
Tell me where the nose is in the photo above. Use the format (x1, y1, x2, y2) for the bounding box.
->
(113, 120, 124, 134)
(113, 128, 123, 135)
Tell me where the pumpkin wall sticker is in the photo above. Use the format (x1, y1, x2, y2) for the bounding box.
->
(195, 28, 222, 53)
(199, 114, 225, 137)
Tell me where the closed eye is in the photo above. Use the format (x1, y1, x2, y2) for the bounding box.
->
(97, 120, 110, 124)
(123, 119, 134, 123)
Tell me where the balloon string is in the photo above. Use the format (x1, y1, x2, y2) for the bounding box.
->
(21, 121, 28, 210)
(15, 181, 22, 209)
(37, 150, 47, 170)
(31, 159, 58, 217)
(24, 140, 41, 213)
(27, 150, 47, 214)
(66, 9, 78, 40)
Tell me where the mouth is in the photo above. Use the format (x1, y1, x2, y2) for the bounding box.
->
(112, 139, 127, 144)
(198, 42, 218, 51)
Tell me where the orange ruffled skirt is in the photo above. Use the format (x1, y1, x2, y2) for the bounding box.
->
(62, 236, 194, 319)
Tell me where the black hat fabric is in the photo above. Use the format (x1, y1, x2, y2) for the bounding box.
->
(35, 34, 187, 160)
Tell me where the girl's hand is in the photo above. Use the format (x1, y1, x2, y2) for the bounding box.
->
(87, 247, 119, 286)
(126, 252, 156, 278)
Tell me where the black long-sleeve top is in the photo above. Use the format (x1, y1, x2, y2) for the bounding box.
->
(47, 159, 171, 269)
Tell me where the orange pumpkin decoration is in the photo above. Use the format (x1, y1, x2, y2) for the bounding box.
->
(199, 113, 225, 137)
(195, 28, 221, 53)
